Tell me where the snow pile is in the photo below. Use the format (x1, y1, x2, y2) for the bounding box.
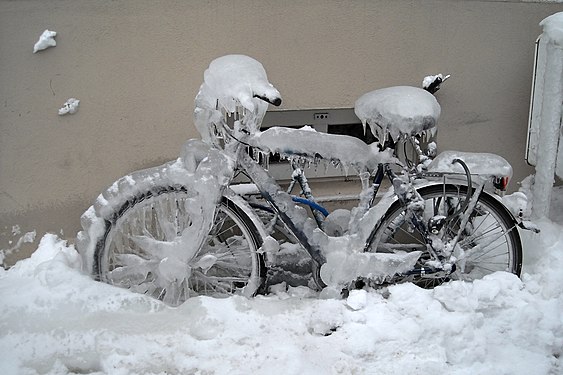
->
(33, 30, 57, 53)
(58, 98, 80, 115)
(2, 197, 563, 374)
(355, 86, 441, 141)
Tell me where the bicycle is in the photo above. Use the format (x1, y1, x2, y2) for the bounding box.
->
(77, 55, 523, 306)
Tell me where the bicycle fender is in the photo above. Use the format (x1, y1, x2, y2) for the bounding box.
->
(223, 189, 271, 242)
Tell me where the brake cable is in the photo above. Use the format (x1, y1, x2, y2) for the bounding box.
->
(441, 158, 473, 228)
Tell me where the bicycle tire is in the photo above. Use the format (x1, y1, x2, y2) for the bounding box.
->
(92, 185, 265, 305)
(370, 184, 522, 287)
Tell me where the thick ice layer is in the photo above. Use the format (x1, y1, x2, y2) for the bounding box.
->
(427, 150, 513, 178)
(198, 55, 280, 113)
(355, 86, 441, 140)
(194, 55, 281, 141)
(249, 127, 396, 171)
(320, 250, 422, 287)
(76, 139, 234, 275)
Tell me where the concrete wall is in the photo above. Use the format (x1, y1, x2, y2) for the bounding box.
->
(1, 0, 561, 265)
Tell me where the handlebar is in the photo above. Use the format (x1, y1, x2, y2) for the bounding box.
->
(422, 74, 450, 94)
(253, 94, 282, 107)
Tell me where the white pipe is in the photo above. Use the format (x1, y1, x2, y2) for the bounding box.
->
(532, 12, 563, 219)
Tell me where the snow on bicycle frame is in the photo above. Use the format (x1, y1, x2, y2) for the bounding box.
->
(248, 127, 396, 173)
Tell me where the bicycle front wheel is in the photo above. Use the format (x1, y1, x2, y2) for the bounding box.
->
(95, 186, 265, 306)
(371, 184, 522, 288)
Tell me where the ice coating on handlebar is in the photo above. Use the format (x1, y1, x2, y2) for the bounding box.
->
(355, 86, 441, 141)
(194, 55, 281, 143)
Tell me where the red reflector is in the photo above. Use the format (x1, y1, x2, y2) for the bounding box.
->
(493, 176, 509, 191)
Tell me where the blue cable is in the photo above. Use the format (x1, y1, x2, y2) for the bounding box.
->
(291, 196, 329, 217)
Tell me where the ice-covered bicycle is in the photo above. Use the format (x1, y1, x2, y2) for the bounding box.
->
(77, 55, 523, 306)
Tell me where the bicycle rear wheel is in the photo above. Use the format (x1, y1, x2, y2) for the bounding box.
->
(370, 184, 522, 288)
(94, 186, 265, 306)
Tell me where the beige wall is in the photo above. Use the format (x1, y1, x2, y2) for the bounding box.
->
(1, 0, 561, 265)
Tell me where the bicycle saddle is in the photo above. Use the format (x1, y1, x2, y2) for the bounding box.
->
(355, 86, 441, 140)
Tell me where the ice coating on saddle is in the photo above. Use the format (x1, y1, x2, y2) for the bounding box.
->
(427, 150, 513, 178)
(355, 86, 441, 140)
(194, 55, 281, 142)
(249, 127, 396, 171)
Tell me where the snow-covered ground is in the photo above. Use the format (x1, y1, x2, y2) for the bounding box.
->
(1, 187, 562, 375)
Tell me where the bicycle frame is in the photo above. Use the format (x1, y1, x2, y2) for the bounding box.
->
(221, 116, 520, 284)
(224, 129, 433, 277)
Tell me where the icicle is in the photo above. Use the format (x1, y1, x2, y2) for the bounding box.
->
(314, 154, 321, 166)
(261, 150, 268, 165)
(288, 155, 296, 167)
(378, 129, 385, 146)
(343, 164, 350, 177)
(312, 157, 320, 173)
